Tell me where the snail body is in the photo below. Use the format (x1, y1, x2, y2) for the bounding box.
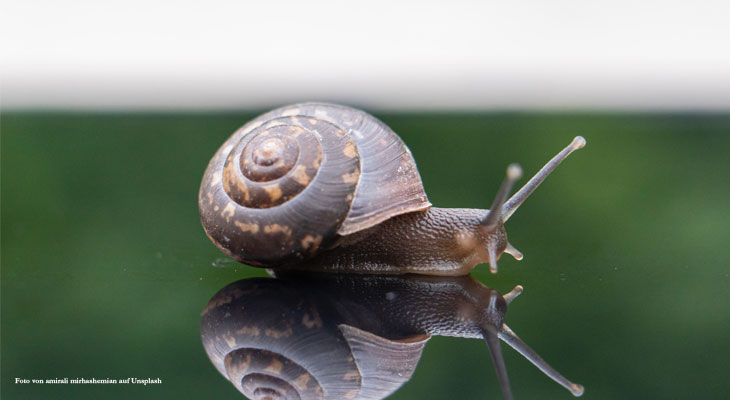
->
(199, 103, 585, 275)
(200, 273, 584, 400)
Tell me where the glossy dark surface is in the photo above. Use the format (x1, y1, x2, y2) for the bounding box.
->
(2, 112, 729, 399)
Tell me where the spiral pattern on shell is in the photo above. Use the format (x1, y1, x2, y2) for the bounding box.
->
(222, 119, 350, 210)
(199, 103, 431, 267)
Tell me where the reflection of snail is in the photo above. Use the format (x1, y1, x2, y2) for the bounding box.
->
(199, 103, 585, 274)
(201, 273, 584, 399)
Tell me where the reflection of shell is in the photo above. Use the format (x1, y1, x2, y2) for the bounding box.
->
(201, 273, 584, 399)
(200, 278, 429, 400)
(227, 348, 324, 399)
(198, 103, 431, 267)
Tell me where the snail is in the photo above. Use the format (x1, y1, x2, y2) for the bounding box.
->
(200, 272, 584, 400)
(199, 103, 585, 274)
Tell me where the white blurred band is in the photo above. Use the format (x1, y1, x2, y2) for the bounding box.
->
(3, 0, 729, 110)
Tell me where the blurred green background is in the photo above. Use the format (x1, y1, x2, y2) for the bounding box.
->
(2, 111, 729, 399)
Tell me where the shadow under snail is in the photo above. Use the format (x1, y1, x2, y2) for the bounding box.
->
(198, 103, 586, 275)
(201, 273, 584, 400)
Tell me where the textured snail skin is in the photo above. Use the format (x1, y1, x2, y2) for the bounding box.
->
(201, 273, 583, 400)
(292, 207, 509, 276)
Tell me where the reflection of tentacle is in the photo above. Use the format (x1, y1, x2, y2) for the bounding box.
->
(503, 285, 524, 304)
(483, 325, 513, 400)
(499, 324, 584, 397)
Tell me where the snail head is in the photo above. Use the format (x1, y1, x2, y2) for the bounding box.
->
(478, 136, 586, 273)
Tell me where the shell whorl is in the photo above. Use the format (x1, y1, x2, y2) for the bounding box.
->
(223, 119, 328, 209)
(200, 112, 361, 266)
(199, 103, 431, 267)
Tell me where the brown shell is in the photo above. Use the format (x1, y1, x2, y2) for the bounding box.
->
(199, 103, 431, 266)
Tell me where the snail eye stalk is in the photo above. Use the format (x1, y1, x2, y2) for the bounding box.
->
(482, 136, 586, 273)
(482, 164, 522, 273)
(483, 163, 523, 228)
(502, 136, 586, 222)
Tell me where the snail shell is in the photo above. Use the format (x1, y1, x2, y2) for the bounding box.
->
(199, 103, 430, 267)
